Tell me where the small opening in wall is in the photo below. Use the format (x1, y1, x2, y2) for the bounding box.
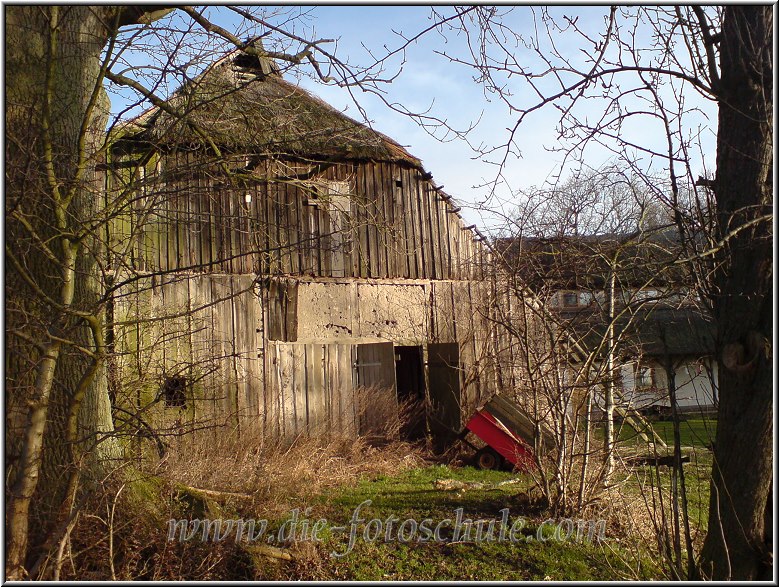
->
(162, 375, 188, 408)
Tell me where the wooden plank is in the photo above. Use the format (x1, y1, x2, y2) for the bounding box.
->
(264, 343, 277, 435)
(231, 179, 241, 274)
(387, 164, 400, 278)
(271, 342, 285, 438)
(276, 343, 290, 438)
(328, 344, 343, 433)
(285, 279, 298, 342)
(246, 161, 257, 274)
(315, 174, 329, 277)
(423, 184, 437, 279)
(201, 171, 213, 272)
(288, 174, 301, 275)
(331, 343, 342, 435)
(233, 175, 243, 274)
(258, 173, 268, 274)
(432, 193, 444, 278)
(401, 168, 416, 278)
(199, 275, 218, 421)
(268, 181, 286, 274)
(227, 183, 237, 274)
(179, 154, 189, 270)
(242, 173, 253, 274)
(233, 278, 251, 422)
(403, 171, 419, 279)
(428, 342, 461, 432)
(270, 175, 282, 274)
(378, 163, 393, 277)
(213, 182, 224, 272)
(393, 167, 408, 278)
(293, 180, 306, 274)
(190, 158, 202, 271)
(307, 343, 324, 434)
(365, 163, 379, 278)
(414, 176, 429, 278)
(391, 166, 403, 277)
(373, 162, 389, 278)
(194, 162, 204, 271)
(156, 166, 168, 272)
(437, 196, 450, 279)
(222, 276, 239, 421)
(355, 165, 369, 277)
(348, 345, 359, 435)
(406, 170, 421, 277)
(365, 163, 378, 278)
(266, 280, 279, 341)
(304, 166, 316, 276)
(290, 343, 306, 435)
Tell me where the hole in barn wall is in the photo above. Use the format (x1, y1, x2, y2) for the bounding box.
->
(162, 375, 188, 408)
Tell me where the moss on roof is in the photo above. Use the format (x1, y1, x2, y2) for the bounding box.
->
(115, 51, 421, 166)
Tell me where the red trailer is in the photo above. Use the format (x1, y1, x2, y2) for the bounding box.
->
(461, 395, 554, 472)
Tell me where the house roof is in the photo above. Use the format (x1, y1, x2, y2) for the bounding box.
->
(566, 307, 715, 359)
(494, 230, 691, 291)
(628, 307, 715, 357)
(112, 49, 422, 167)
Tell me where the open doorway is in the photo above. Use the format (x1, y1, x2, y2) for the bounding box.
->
(394, 345, 426, 439)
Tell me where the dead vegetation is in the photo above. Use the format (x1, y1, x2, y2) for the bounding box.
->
(158, 428, 425, 520)
(43, 386, 429, 580)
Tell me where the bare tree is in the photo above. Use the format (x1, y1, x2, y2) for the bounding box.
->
(492, 166, 685, 511)
(421, 6, 771, 579)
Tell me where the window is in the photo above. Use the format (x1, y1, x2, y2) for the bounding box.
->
(323, 181, 353, 276)
(559, 291, 590, 308)
(562, 292, 579, 307)
(301, 179, 354, 276)
(634, 365, 654, 390)
(634, 289, 660, 302)
(162, 375, 188, 408)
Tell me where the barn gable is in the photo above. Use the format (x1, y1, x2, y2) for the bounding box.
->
(107, 48, 502, 446)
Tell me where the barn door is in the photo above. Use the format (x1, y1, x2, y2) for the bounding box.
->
(428, 343, 461, 437)
(354, 342, 397, 435)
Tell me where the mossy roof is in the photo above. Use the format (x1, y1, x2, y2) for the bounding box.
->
(114, 50, 421, 167)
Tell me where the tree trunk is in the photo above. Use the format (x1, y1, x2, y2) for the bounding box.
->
(5, 6, 121, 577)
(603, 268, 616, 483)
(699, 6, 773, 580)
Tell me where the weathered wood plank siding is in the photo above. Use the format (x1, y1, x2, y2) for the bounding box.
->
(115, 154, 482, 282)
(107, 147, 515, 441)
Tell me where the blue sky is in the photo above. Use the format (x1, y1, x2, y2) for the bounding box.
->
(111, 6, 719, 230)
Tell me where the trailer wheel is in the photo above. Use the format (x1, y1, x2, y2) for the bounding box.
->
(475, 447, 502, 470)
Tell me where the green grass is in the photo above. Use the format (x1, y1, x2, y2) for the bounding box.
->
(616, 418, 717, 449)
(276, 465, 661, 581)
(646, 419, 716, 448)
(613, 418, 715, 540)
(243, 420, 717, 580)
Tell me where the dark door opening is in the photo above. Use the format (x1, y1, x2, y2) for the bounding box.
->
(428, 343, 461, 449)
(394, 345, 426, 439)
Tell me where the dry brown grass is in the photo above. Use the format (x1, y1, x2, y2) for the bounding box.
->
(42, 384, 434, 579)
(158, 429, 424, 519)
(149, 385, 428, 519)
(51, 426, 427, 580)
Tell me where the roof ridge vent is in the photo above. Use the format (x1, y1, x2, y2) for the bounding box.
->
(231, 38, 281, 81)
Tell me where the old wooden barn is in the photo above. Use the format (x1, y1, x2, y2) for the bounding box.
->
(107, 48, 506, 443)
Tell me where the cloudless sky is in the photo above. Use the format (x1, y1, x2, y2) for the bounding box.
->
(111, 6, 719, 230)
